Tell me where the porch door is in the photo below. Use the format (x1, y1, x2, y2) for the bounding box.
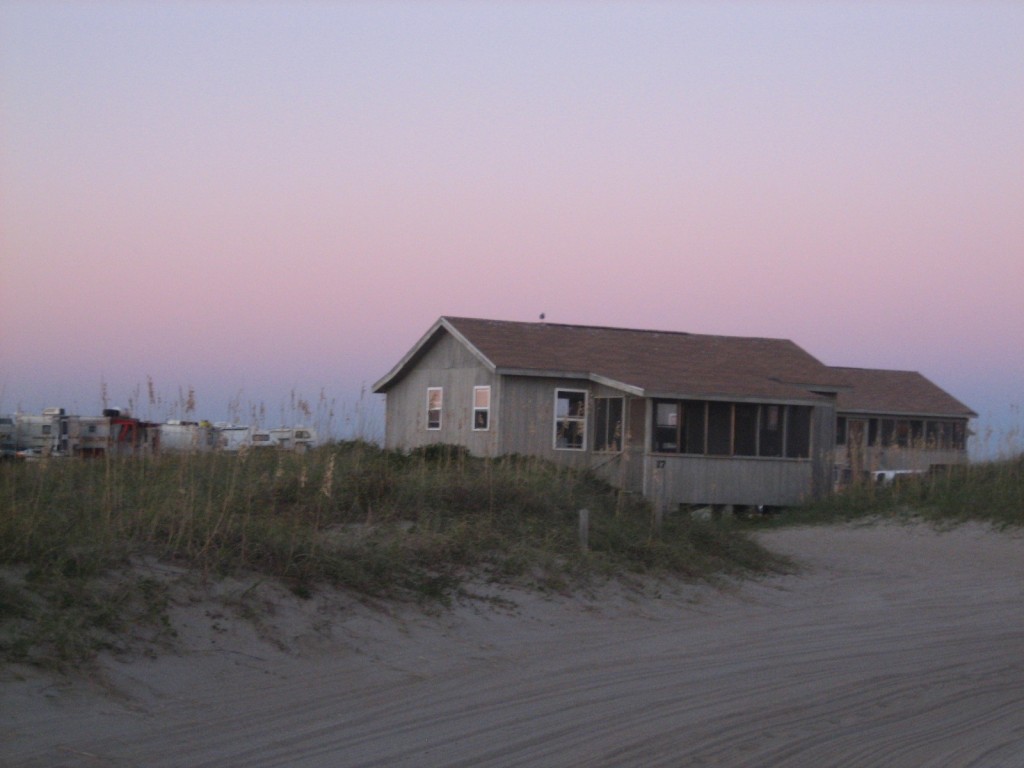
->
(847, 419, 868, 481)
(622, 398, 647, 491)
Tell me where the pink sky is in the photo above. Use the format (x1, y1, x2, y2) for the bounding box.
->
(1, 3, 1021, 454)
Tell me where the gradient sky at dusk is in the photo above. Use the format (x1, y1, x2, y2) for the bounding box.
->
(2, 3, 1021, 453)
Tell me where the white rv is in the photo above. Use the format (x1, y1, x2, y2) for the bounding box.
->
(250, 426, 317, 453)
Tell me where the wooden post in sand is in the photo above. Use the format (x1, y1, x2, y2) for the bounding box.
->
(578, 508, 589, 552)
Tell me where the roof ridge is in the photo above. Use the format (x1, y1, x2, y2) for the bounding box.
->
(832, 365, 922, 375)
(443, 315, 799, 343)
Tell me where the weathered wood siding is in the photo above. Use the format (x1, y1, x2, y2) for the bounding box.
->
(381, 333, 499, 456)
(496, 375, 593, 469)
(838, 444, 969, 473)
(811, 402, 837, 500)
(645, 455, 816, 507)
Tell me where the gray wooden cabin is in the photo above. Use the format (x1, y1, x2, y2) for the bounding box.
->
(832, 366, 975, 484)
(373, 317, 850, 509)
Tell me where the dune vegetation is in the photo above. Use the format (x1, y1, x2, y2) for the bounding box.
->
(0, 442, 779, 669)
(752, 455, 1024, 529)
(4, 442, 1020, 671)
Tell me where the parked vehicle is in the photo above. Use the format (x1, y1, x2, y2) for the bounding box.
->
(214, 423, 253, 452)
(0, 408, 312, 458)
(158, 420, 216, 453)
(250, 426, 317, 453)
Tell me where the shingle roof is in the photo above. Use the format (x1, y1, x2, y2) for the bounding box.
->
(375, 316, 846, 403)
(832, 367, 976, 418)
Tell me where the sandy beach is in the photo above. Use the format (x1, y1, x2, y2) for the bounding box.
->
(4, 521, 1024, 767)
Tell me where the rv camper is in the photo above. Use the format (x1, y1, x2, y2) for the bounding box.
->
(12, 408, 64, 456)
(249, 426, 317, 453)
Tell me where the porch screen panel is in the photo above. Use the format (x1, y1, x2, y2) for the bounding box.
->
(881, 419, 897, 447)
(682, 401, 706, 455)
(759, 405, 784, 457)
(785, 406, 812, 458)
(594, 397, 623, 452)
(952, 422, 966, 450)
(707, 402, 732, 456)
(734, 404, 758, 456)
(654, 401, 680, 452)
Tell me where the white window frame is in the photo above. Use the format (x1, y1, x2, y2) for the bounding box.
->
(553, 388, 587, 451)
(426, 387, 443, 430)
(472, 386, 491, 431)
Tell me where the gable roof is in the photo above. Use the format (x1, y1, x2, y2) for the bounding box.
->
(832, 367, 976, 419)
(374, 316, 847, 404)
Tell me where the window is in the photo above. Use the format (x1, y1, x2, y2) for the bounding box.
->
(426, 387, 442, 430)
(473, 386, 490, 431)
(594, 397, 623, 452)
(554, 389, 587, 450)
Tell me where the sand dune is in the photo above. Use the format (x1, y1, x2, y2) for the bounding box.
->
(4, 522, 1024, 767)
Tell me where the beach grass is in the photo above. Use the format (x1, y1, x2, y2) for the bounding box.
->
(0, 443, 781, 669)
(749, 454, 1024, 529)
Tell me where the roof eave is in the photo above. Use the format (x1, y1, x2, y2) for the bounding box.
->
(495, 366, 592, 381)
(838, 408, 978, 420)
(644, 390, 830, 406)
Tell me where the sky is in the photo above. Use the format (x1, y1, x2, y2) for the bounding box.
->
(1, 2, 1021, 455)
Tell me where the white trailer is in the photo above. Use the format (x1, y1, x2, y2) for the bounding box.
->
(250, 426, 317, 453)
(158, 420, 216, 453)
(214, 423, 252, 452)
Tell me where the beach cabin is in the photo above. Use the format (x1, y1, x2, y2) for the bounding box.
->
(374, 317, 852, 509)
